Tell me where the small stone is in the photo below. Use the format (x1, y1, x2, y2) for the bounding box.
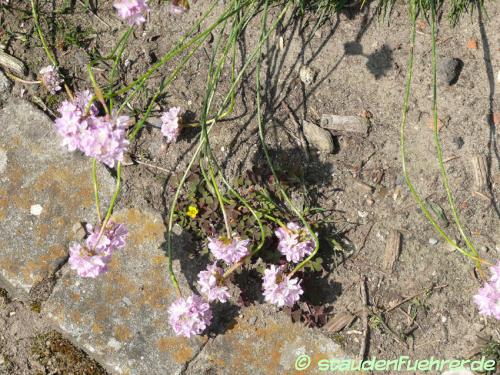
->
(320, 114, 369, 135)
(302, 120, 334, 153)
(438, 57, 462, 85)
(466, 38, 478, 49)
(429, 238, 438, 245)
(30, 204, 43, 216)
(299, 66, 315, 85)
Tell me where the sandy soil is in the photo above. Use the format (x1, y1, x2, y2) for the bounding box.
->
(0, 0, 499, 373)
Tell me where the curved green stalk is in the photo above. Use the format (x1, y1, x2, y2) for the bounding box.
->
(400, 0, 485, 265)
(429, 0, 479, 265)
(91, 159, 102, 222)
(252, 2, 318, 277)
(167, 132, 211, 296)
(106, 0, 250, 101)
(31, 0, 57, 67)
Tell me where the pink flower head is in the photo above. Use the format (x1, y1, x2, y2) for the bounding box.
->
(168, 294, 212, 337)
(197, 263, 230, 303)
(68, 243, 110, 278)
(85, 221, 128, 255)
(68, 221, 128, 278)
(113, 0, 149, 25)
(160, 107, 182, 143)
(262, 265, 303, 307)
(275, 222, 316, 263)
(79, 114, 130, 168)
(54, 90, 98, 151)
(208, 235, 250, 264)
(39, 65, 63, 94)
(473, 261, 500, 320)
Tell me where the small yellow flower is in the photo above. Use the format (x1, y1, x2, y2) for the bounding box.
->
(186, 205, 199, 219)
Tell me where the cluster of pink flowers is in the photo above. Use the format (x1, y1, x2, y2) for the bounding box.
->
(54, 90, 130, 167)
(39, 65, 63, 94)
(473, 261, 500, 320)
(113, 0, 150, 25)
(169, 223, 314, 337)
(168, 294, 212, 338)
(68, 221, 128, 278)
(275, 222, 315, 263)
(197, 263, 230, 303)
(262, 265, 303, 307)
(161, 107, 183, 143)
(208, 235, 250, 264)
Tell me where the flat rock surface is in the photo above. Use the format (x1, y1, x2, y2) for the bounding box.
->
(44, 208, 347, 374)
(44, 208, 207, 375)
(0, 98, 113, 295)
(187, 304, 346, 374)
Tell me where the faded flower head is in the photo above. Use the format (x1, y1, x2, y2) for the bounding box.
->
(262, 265, 303, 307)
(113, 0, 149, 25)
(208, 235, 250, 264)
(473, 261, 500, 320)
(161, 107, 182, 143)
(275, 222, 316, 263)
(168, 294, 212, 338)
(54, 92, 130, 167)
(39, 65, 63, 94)
(197, 263, 230, 303)
(68, 221, 128, 278)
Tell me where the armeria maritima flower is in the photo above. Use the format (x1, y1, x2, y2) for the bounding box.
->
(39, 65, 63, 94)
(275, 222, 316, 263)
(160, 107, 182, 143)
(262, 265, 303, 307)
(68, 221, 128, 278)
(197, 263, 230, 303)
(80, 114, 130, 168)
(208, 235, 250, 265)
(113, 0, 149, 25)
(54, 91, 130, 168)
(473, 261, 500, 320)
(168, 294, 212, 338)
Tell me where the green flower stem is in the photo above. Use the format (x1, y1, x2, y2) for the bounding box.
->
(94, 162, 122, 248)
(429, 0, 479, 266)
(30, 0, 73, 98)
(91, 159, 102, 223)
(166, 1, 289, 293)
(251, 2, 318, 278)
(108, 27, 134, 111)
(399, 0, 487, 266)
(209, 165, 232, 238)
(263, 214, 285, 228)
(128, 90, 160, 141)
(87, 63, 110, 115)
(106, 0, 248, 101)
(167, 131, 211, 297)
(31, 0, 57, 67)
